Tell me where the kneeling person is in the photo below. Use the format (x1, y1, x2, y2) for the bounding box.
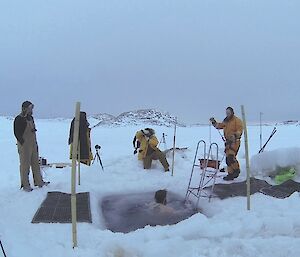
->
(133, 128, 169, 172)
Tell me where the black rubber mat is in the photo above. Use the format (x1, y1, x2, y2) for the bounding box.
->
(205, 178, 300, 199)
(32, 191, 92, 224)
(205, 178, 270, 199)
(101, 192, 197, 233)
(260, 180, 300, 199)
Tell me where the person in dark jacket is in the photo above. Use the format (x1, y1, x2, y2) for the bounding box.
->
(68, 112, 93, 165)
(13, 101, 49, 192)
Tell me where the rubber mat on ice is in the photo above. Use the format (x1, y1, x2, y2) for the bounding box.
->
(101, 191, 197, 233)
(260, 180, 300, 199)
(32, 191, 92, 223)
(205, 178, 300, 199)
(205, 177, 270, 199)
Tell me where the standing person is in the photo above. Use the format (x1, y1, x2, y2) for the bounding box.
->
(68, 112, 93, 166)
(210, 107, 244, 181)
(133, 128, 170, 172)
(13, 101, 49, 192)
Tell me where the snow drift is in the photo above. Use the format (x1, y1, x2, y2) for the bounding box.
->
(250, 147, 300, 177)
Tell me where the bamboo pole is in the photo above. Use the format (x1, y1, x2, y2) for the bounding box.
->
(78, 142, 81, 186)
(241, 105, 251, 211)
(171, 118, 177, 176)
(71, 102, 80, 248)
(259, 112, 263, 150)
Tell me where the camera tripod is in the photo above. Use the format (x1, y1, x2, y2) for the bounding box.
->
(92, 146, 104, 171)
(159, 133, 167, 150)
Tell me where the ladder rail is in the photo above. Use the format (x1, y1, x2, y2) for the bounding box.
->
(185, 140, 206, 200)
(208, 143, 219, 202)
(196, 143, 219, 208)
(185, 140, 221, 209)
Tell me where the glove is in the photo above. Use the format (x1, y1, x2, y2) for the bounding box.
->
(209, 117, 217, 126)
(229, 134, 236, 142)
(226, 135, 236, 146)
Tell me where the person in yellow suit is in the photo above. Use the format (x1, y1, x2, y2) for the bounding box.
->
(133, 128, 170, 172)
(210, 107, 244, 181)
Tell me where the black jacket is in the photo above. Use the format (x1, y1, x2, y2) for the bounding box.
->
(68, 112, 91, 160)
(13, 115, 35, 145)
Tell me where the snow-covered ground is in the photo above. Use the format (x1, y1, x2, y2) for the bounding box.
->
(1, 116, 300, 257)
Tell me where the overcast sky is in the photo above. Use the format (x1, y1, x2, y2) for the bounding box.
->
(0, 0, 299, 123)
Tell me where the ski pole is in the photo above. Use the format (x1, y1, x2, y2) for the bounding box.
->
(0, 240, 7, 257)
(211, 121, 226, 142)
(217, 128, 226, 142)
(259, 126, 277, 153)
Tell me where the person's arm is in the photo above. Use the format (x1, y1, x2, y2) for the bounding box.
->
(235, 118, 244, 139)
(13, 116, 25, 145)
(148, 136, 159, 149)
(68, 119, 74, 145)
(215, 122, 226, 130)
(210, 117, 226, 130)
(31, 116, 37, 132)
(133, 136, 137, 148)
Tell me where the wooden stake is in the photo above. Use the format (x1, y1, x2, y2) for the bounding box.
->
(78, 142, 81, 186)
(71, 102, 80, 248)
(171, 118, 177, 176)
(241, 105, 251, 211)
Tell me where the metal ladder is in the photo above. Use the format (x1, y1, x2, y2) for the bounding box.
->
(185, 140, 220, 209)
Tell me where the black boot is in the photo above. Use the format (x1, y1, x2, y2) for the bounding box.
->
(223, 173, 235, 181)
(233, 170, 240, 178)
(38, 181, 50, 188)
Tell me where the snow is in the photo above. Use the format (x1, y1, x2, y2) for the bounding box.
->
(91, 109, 181, 128)
(1, 116, 300, 257)
(251, 148, 300, 177)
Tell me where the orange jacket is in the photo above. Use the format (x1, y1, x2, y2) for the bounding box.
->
(215, 115, 244, 140)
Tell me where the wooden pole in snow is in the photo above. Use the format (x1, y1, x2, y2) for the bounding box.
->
(241, 105, 251, 211)
(78, 142, 81, 186)
(171, 118, 177, 176)
(71, 102, 80, 248)
(260, 112, 263, 150)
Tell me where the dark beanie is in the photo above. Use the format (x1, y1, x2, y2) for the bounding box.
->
(155, 190, 167, 205)
(226, 107, 234, 114)
(22, 101, 33, 109)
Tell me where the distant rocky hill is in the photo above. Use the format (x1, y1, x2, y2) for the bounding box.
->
(91, 109, 185, 127)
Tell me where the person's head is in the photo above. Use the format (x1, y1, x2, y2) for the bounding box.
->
(21, 101, 34, 116)
(226, 107, 234, 118)
(142, 128, 155, 137)
(155, 190, 167, 205)
(80, 112, 90, 127)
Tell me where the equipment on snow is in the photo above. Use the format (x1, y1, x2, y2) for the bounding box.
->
(158, 133, 167, 150)
(92, 145, 104, 171)
(274, 167, 296, 185)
